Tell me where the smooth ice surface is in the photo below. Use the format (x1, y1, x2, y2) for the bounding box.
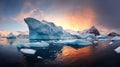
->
(96, 34, 108, 39)
(17, 41, 49, 48)
(114, 46, 120, 53)
(55, 39, 92, 45)
(111, 36, 120, 41)
(20, 48, 36, 54)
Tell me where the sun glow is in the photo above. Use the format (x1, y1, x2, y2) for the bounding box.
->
(44, 6, 96, 31)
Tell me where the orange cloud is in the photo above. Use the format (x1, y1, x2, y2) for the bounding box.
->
(64, 6, 96, 31)
(44, 6, 96, 31)
(0, 30, 10, 36)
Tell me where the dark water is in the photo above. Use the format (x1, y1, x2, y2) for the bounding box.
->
(0, 38, 120, 67)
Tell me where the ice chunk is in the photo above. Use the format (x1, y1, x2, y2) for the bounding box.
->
(93, 41, 98, 44)
(109, 42, 113, 45)
(20, 48, 36, 54)
(114, 46, 120, 53)
(111, 36, 120, 41)
(17, 41, 49, 48)
(37, 56, 43, 59)
(96, 34, 108, 39)
(55, 39, 92, 45)
(79, 33, 96, 39)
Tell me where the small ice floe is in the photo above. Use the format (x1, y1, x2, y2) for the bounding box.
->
(37, 56, 43, 59)
(55, 39, 92, 45)
(109, 41, 113, 45)
(93, 41, 98, 44)
(111, 36, 120, 41)
(114, 46, 120, 54)
(17, 41, 49, 48)
(20, 48, 36, 54)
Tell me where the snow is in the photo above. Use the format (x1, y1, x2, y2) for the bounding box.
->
(37, 56, 43, 59)
(55, 39, 92, 45)
(20, 48, 36, 54)
(93, 41, 98, 44)
(111, 36, 120, 41)
(114, 46, 120, 53)
(109, 42, 113, 45)
(17, 41, 49, 48)
(79, 33, 96, 39)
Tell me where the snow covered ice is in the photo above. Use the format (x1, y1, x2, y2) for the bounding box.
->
(111, 36, 120, 41)
(17, 41, 49, 48)
(114, 46, 120, 54)
(55, 39, 92, 45)
(20, 48, 36, 54)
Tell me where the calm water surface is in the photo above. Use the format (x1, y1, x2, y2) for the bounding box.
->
(0, 38, 120, 67)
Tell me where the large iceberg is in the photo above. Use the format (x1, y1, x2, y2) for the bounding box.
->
(24, 18, 77, 40)
(24, 18, 64, 40)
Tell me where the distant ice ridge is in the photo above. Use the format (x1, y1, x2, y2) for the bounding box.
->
(114, 46, 120, 53)
(111, 36, 120, 41)
(20, 48, 36, 54)
(55, 39, 92, 45)
(17, 41, 49, 48)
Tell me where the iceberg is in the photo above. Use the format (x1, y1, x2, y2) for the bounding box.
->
(55, 39, 92, 45)
(20, 48, 36, 54)
(96, 34, 108, 39)
(114, 46, 120, 53)
(24, 18, 64, 40)
(111, 36, 120, 41)
(24, 17, 77, 40)
(17, 41, 49, 48)
(79, 33, 96, 39)
(7, 33, 16, 39)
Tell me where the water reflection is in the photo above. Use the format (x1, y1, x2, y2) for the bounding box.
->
(1, 38, 120, 67)
(0, 38, 9, 45)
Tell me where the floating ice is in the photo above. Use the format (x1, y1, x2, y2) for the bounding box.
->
(37, 56, 43, 59)
(20, 48, 36, 54)
(55, 39, 92, 45)
(17, 41, 49, 48)
(114, 46, 120, 53)
(96, 34, 108, 39)
(111, 36, 120, 41)
(109, 42, 113, 45)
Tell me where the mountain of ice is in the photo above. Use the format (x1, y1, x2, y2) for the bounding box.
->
(24, 18, 75, 40)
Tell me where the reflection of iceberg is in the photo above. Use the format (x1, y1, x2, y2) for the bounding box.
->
(17, 41, 49, 48)
(55, 39, 92, 45)
(24, 18, 76, 40)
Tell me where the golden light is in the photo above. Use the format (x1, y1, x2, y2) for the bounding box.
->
(44, 6, 96, 31)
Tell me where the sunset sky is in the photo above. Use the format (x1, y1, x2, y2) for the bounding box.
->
(0, 0, 120, 34)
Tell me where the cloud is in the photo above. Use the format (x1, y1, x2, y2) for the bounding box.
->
(16, 31, 29, 35)
(12, 0, 44, 25)
(0, 30, 10, 36)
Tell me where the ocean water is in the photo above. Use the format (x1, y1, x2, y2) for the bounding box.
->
(0, 38, 120, 67)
